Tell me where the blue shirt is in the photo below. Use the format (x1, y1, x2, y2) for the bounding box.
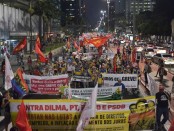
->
(114, 82, 126, 95)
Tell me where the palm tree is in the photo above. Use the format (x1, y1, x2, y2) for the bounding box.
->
(29, 0, 60, 40)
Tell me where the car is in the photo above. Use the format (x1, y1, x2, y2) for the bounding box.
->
(152, 53, 174, 65)
(135, 46, 144, 52)
(154, 46, 167, 54)
(144, 48, 155, 58)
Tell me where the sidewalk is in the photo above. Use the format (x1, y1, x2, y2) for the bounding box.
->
(140, 65, 172, 131)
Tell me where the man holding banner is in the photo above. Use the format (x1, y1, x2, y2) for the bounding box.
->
(114, 79, 126, 99)
(155, 85, 169, 130)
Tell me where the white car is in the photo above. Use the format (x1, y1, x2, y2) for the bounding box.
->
(153, 53, 174, 65)
(145, 48, 155, 58)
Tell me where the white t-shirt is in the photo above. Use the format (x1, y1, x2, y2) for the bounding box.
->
(67, 64, 75, 72)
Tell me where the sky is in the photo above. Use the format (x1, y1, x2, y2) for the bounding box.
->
(86, 0, 106, 28)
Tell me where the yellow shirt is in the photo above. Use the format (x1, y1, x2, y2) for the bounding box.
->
(98, 77, 103, 85)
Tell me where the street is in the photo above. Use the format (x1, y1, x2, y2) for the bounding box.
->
(0, 0, 174, 130)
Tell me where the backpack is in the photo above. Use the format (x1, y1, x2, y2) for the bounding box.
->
(163, 69, 167, 76)
(147, 65, 152, 73)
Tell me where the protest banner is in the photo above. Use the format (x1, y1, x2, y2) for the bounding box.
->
(102, 74, 138, 88)
(64, 86, 122, 100)
(23, 74, 69, 94)
(10, 96, 155, 131)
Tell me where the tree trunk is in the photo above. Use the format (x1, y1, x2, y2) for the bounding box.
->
(39, 15, 42, 41)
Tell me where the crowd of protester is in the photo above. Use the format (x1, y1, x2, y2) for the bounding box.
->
(0, 35, 172, 131)
(19, 40, 142, 90)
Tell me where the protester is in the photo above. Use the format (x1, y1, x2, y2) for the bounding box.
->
(1, 59, 5, 86)
(3, 33, 168, 130)
(0, 92, 3, 115)
(67, 61, 74, 76)
(48, 50, 53, 62)
(27, 55, 32, 72)
(172, 76, 174, 93)
(155, 84, 170, 130)
(114, 79, 126, 99)
(10, 126, 18, 131)
(132, 63, 141, 86)
(155, 59, 164, 77)
(143, 61, 149, 86)
(1, 48, 4, 56)
(1, 91, 12, 131)
(169, 94, 174, 123)
(97, 73, 104, 87)
(159, 65, 165, 83)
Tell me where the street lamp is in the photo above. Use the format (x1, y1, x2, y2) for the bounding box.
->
(100, 10, 106, 17)
(107, 0, 110, 33)
(100, 10, 106, 30)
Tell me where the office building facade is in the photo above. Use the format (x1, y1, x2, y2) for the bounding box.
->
(126, 0, 156, 24)
(60, 0, 81, 27)
(130, 0, 156, 14)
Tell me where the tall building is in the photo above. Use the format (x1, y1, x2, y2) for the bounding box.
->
(115, 0, 126, 14)
(109, 0, 116, 31)
(130, 0, 156, 14)
(51, 0, 61, 32)
(79, 0, 86, 17)
(111, 0, 127, 32)
(60, 0, 81, 27)
(126, 0, 156, 24)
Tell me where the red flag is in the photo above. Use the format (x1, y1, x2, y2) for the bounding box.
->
(35, 44, 47, 63)
(74, 41, 80, 51)
(35, 35, 41, 49)
(13, 37, 27, 54)
(16, 100, 32, 131)
(83, 37, 89, 45)
(132, 48, 136, 63)
(80, 40, 84, 47)
(85, 37, 109, 48)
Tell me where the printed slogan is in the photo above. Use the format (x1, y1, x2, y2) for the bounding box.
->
(10, 96, 155, 131)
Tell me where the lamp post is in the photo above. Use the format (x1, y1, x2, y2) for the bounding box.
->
(107, 0, 110, 33)
(28, 0, 34, 54)
(100, 10, 106, 30)
(132, 0, 136, 46)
